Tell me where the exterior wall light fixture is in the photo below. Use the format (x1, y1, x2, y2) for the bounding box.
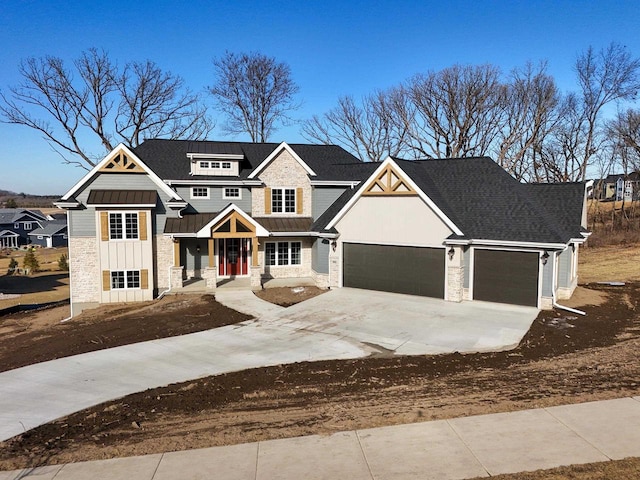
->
(448, 247, 455, 260)
(541, 251, 549, 265)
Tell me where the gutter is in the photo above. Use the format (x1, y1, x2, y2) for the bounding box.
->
(552, 290, 585, 316)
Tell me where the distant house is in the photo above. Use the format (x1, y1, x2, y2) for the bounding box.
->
(0, 209, 47, 248)
(594, 173, 640, 201)
(0, 208, 67, 249)
(28, 219, 68, 248)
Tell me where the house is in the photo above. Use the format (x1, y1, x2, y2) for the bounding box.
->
(28, 219, 68, 248)
(0, 208, 48, 248)
(594, 173, 640, 201)
(55, 140, 589, 317)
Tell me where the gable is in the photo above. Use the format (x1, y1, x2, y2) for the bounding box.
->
(362, 164, 417, 196)
(248, 142, 316, 179)
(61, 144, 182, 202)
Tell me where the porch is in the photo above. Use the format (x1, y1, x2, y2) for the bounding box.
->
(167, 276, 316, 295)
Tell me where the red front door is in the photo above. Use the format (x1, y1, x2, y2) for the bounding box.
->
(218, 239, 249, 276)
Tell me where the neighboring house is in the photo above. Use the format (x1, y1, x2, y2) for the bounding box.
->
(0, 208, 47, 248)
(594, 173, 640, 201)
(55, 140, 589, 317)
(28, 219, 68, 248)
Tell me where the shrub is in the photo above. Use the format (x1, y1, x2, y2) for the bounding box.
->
(22, 248, 39, 274)
(7, 258, 18, 275)
(58, 253, 69, 271)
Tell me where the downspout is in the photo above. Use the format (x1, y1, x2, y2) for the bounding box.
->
(157, 264, 173, 300)
(551, 246, 586, 315)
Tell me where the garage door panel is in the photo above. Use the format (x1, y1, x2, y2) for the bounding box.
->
(343, 243, 444, 298)
(473, 250, 538, 306)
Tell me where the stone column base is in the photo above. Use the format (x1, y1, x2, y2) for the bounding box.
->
(202, 267, 217, 290)
(447, 265, 464, 302)
(170, 266, 184, 289)
(250, 266, 262, 290)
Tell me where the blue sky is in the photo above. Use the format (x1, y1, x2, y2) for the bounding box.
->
(1, 0, 639, 194)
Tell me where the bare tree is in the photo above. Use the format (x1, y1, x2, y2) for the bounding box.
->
(302, 88, 408, 162)
(404, 64, 506, 159)
(210, 52, 299, 142)
(0, 48, 212, 169)
(493, 62, 562, 181)
(608, 108, 640, 171)
(569, 42, 640, 180)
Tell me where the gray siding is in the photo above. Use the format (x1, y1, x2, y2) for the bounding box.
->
(557, 248, 572, 288)
(181, 238, 209, 274)
(176, 186, 252, 214)
(69, 173, 176, 236)
(312, 187, 348, 219)
(312, 238, 330, 274)
(541, 253, 554, 297)
(463, 246, 471, 288)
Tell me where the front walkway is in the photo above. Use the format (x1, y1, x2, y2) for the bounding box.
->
(3, 397, 640, 480)
(0, 289, 538, 442)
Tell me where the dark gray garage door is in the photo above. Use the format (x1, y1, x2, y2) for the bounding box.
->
(343, 243, 445, 298)
(473, 250, 539, 306)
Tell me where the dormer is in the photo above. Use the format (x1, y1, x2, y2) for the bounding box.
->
(188, 153, 244, 177)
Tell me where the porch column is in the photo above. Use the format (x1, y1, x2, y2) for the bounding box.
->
(208, 238, 215, 268)
(250, 236, 261, 289)
(173, 239, 180, 267)
(446, 246, 464, 303)
(252, 236, 259, 267)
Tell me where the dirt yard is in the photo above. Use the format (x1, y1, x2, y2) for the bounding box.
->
(0, 247, 69, 309)
(0, 246, 639, 477)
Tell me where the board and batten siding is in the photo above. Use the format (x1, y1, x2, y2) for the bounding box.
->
(312, 187, 348, 219)
(556, 247, 573, 288)
(176, 186, 252, 213)
(70, 173, 177, 236)
(311, 238, 330, 274)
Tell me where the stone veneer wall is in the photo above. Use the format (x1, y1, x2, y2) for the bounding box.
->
(328, 242, 340, 288)
(251, 150, 312, 216)
(258, 238, 313, 279)
(69, 236, 99, 303)
(154, 234, 175, 291)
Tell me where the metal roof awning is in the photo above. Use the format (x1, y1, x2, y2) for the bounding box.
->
(86, 190, 158, 207)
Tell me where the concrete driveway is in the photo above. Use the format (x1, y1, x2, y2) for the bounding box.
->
(0, 289, 538, 441)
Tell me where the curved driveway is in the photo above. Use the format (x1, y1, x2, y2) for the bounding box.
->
(0, 288, 538, 441)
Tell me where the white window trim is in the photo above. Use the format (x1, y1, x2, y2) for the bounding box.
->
(265, 241, 302, 266)
(108, 211, 139, 241)
(111, 269, 141, 290)
(190, 186, 210, 199)
(199, 161, 210, 169)
(223, 187, 242, 200)
(271, 187, 296, 214)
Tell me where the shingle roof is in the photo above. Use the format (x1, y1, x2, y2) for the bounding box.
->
(28, 220, 67, 237)
(0, 209, 46, 224)
(132, 139, 365, 181)
(312, 157, 586, 244)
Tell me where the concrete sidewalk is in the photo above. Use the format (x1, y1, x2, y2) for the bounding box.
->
(3, 396, 639, 480)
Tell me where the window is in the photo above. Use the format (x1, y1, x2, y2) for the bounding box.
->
(265, 241, 301, 266)
(111, 270, 140, 289)
(223, 187, 241, 199)
(37, 235, 43, 240)
(222, 162, 232, 169)
(109, 212, 138, 240)
(199, 161, 210, 168)
(191, 187, 210, 199)
(23, 222, 33, 230)
(211, 161, 220, 168)
(272, 188, 296, 213)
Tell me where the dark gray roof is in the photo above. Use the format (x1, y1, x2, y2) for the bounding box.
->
(87, 190, 157, 206)
(312, 157, 586, 244)
(29, 220, 67, 237)
(394, 157, 582, 244)
(164, 214, 216, 234)
(253, 217, 313, 232)
(132, 139, 364, 181)
(0, 209, 46, 224)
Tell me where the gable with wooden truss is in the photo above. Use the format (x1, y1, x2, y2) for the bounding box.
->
(362, 164, 417, 196)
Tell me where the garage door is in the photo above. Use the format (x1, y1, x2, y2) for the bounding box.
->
(473, 250, 539, 306)
(343, 243, 445, 298)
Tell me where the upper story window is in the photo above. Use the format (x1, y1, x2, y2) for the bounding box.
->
(223, 187, 241, 199)
(272, 188, 296, 213)
(191, 187, 210, 199)
(109, 212, 138, 240)
(189, 154, 242, 176)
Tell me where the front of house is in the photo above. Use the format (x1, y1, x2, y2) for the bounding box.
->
(56, 140, 589, 317)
